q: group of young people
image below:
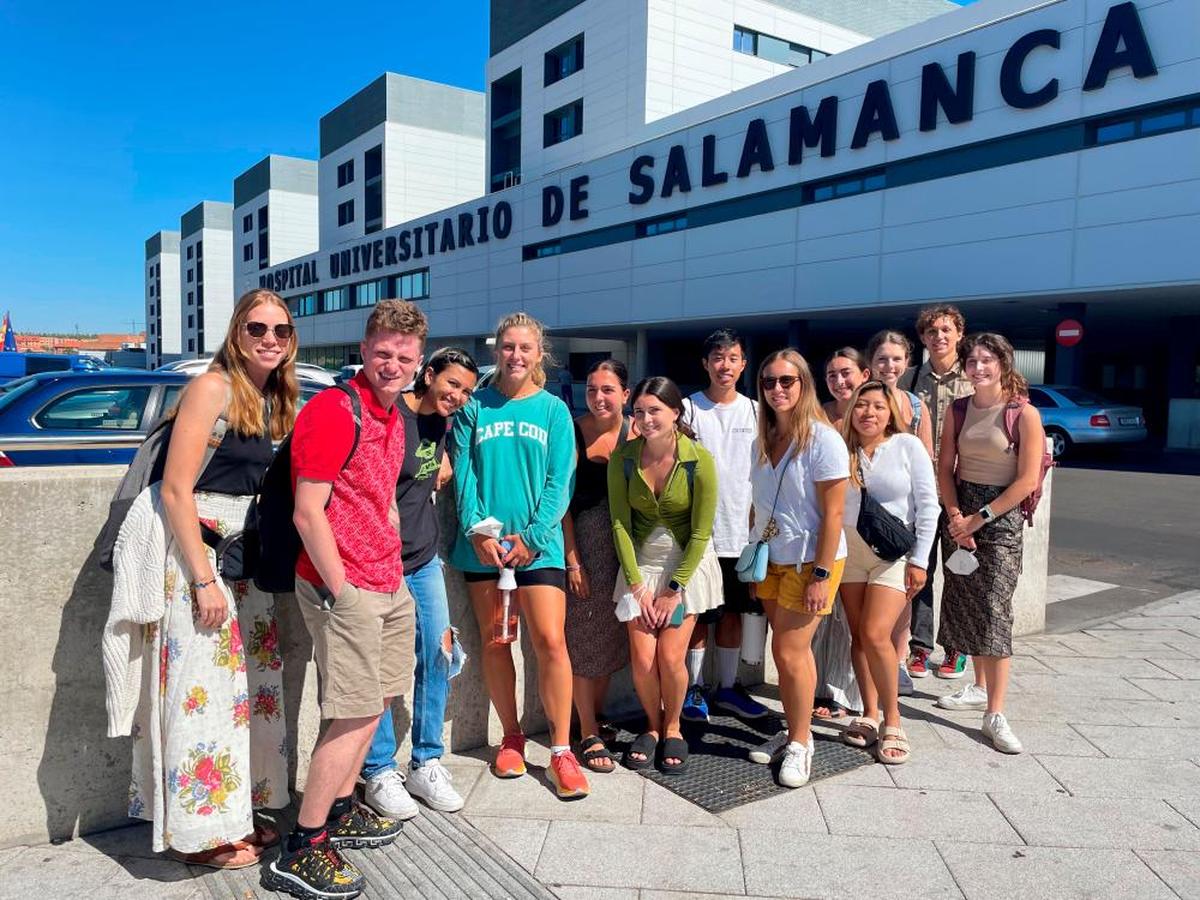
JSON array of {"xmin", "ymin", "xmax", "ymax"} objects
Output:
[{"xmin": 106, "ymin": 287, "xmax": 1045, "ymax": 900}]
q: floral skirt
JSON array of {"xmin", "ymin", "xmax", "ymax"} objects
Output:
[{"xmin": 129, "ymin": 491, "xmax": 288, "ymax": 853}]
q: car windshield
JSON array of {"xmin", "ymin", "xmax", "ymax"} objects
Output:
[
  {"xmin": 0, "ymin": 376, "xmax": 42, "ymax": 412},
  {"xmin": 1056, "ymin": 387, "xmax": 1110, "ymax": 407}
]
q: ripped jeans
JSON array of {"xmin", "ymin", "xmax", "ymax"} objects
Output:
[{"xmin": 363, "ymin": 555, "xmax": 465, "ymax": 776}]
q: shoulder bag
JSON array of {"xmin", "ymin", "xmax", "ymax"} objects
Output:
[{"xmin": 854, "ymin": 450, "xmax": 916, "ymax": 562}]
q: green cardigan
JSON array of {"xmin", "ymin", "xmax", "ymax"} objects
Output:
[{"xmin": 607, "ymin": 433, "xmax": 718, "ymax": 588}]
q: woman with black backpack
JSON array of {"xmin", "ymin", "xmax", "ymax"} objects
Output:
[
  {"xmin": 938, "ymin": 333, "xmax": 1046, "ymax": 755},
  {"xmin": 837, "ymin": 381, "xmax": 938, "ymax": 765},
  {"xmin": 127, "ymin": 289, "xmax": 298, "ymax": 867}
]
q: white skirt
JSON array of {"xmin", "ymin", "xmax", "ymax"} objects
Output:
[{"xmin": 611, "ymin": 526, "xmax": 724, "ymax": 616}]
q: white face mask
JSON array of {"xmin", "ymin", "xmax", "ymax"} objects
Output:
[{"xmin": 946, "ymin": 547, "xmax": 980, "ymax": 576}]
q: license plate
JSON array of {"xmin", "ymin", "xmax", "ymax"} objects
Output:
[{"xmin": 1119, "ymin": 417, "xmax": 1140, "ymax": 426}]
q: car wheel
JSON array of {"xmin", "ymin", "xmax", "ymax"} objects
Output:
[{"xmin": 1046, "ymin": 428, "xmax": 1070, "ymax": 459}]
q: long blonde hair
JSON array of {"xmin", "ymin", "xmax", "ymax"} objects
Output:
[
  {"xmin": 756, "ymin": 349, "xmax": 828, "ymax": 464},
  {"xmin": 840, "ymin": 381, "xmax": 908, "ymax": 487},
  {"xmin": 494, "ymin": 311, "xmax": 556, "ymax": 388},
  {"xmin": 211, "ymin": 289, "xmax": 299, "ymax": 439}
]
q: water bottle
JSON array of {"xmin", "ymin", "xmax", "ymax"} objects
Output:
[{"xmin": 492, "ymin": 540, "xmax": 519, "ymax": 644}]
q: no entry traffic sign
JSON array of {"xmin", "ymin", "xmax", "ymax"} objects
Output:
[{"xmin": 1056, "ymin": 319, "xmax": 1084, "ymax": 347}]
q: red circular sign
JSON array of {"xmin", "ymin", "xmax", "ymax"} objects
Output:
[{"xmin": 1056, "ymin": 319, "xmax": 1084, "ymax": 347}]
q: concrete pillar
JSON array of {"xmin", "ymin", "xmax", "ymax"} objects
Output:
[
  {"xmin": 1166, "ymin": 315, "xmax": 1200, "ymax": 449},
  {"xmin": 1051, "ymin": 302, "xmax": 1086, "ymax": 385},
  {"xmin": 633, "ymin": 328, "xmax": 648, "ymax": 383}
]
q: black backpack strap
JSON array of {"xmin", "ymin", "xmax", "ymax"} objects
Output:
[{"xmin": 333, "ymin": 382, "xmax": 362, "ymax": 471}]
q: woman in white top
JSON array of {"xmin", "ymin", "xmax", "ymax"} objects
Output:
[
  {"xmin": 746, "ymin": 350, "xmax": 849, "ymax": 788},
  {"xmin": 838, "ymin": 382, "xmax": 939, "ymax": 764}
]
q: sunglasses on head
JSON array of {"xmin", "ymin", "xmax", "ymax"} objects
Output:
[
  {"xmin": 244, "ymin": 322, "xmax": 294, "ymax": 340},
  {"xmin": 760, "ymin": 375, "xmax": 799, "ymax": 390}
]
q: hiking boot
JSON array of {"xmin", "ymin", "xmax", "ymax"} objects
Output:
[
  {"xmin": 327, "ymin": 799, "xmax": 402, "ymax": 850},
  {"xmin": 264, "ymin": 834, "xmax": 364, "ymax": 899}
]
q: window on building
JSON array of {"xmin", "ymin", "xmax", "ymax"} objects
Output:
[
  {"xmin": 394, "ymin": 268, "xmax": 430, "ymax": 300},
  {"xmin": 355, "ymin": 278, "xmax": 387, "ymax": 307},
  {"xmin": 258, "ymin": 233, "xmax": 268, "ymax": 269},
  {"xmin": 197, "ymin": 285, "xmax": 204, "ymax": 304},
  {"xmin": 148, "ymin": 265, "xmax": 155, "ymax": 278},
  {"xmin": 186, "ymin": 245, "xmax": 193, "ymax": 260},
  {"xmin": 490, "ymin": 68, "xmax": 522, "ymax": 192},
  {"xmin": 196, "ymin": 261, "xmax": 203, "ymax": 281},
  {"xmin": 243, "ymin": 243, "xmax": 254, "ymax": 262},
  {"xmin": 196, "ymin": 240, "xmax": 202, "ymax": 259},
  {"xmin": 149, "ymin": 323, "xmax": 155, "ymax": 336},
  {"xmin": 149, "ymin": 284, "xmax": 155, "ymax": 297},
  {"xmin": 544, "ymin": 99, "xmax": 583, "ymax": 148},
  {"xmin": 364, "ymin": 145, "xmax": 383, "ymax": 234},
  {"xmin": 733, "ymin": 25, "xmax": 826, "ymax": 67},
  {"xmin": 188, "ymin": 338, "xmax": 196, "ymax": 352},
  {"xmin": 338, "ymin": 200, "xmax": 354, "ymax": 226},
  {"xmin": 337, "ymin": 159, "xmax": 354, "ymax": 187},
  {"xmin": 187, "ymin": 268, "xmax": 194, "ymax": 283},
  {"xmin": 545, "ymin": 34, "xmax": 584, "ymax": 86},
  {"xmin": 638, "ymin": 214, "xmax": 688, "ymax": 238},
  {"xmin": 155, "ymin": 263, "xmax": 160, "ymax": 276},
  {"xmin": 321, "ymin": 286, "xmax": 349, "ymax": 312},
  {"xmin": 187, "ymin": 291, "xmax": 194, "ymax": 306},
  {"xmin": 291, "ymin": 293, "xmax": 317, "ymax": 317},
  {"xmin": 243, "ymin": 213, "xmax": 253, "ymax": 233},
  {"xmin": 257, "ymin": 205, "xmax": 268, "ymax": 230},
  {"xmin": 149, "ymin": 303, "xmax": 155, "ymax": 316},
  {"xmin": 188, "ymin": 314, "xmax": 195, "ymax": 328},
  {"xmin": 523, "ymin": 241, "xmax": 562, "ymax": 260}
]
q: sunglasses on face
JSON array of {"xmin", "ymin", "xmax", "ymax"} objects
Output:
[
  {"xmin": 760, "ymin": 375, "xmax": 799, "ymax": 390},
  {"xmin": 244, "ymin": 322, "xmax": 294, "ymax": 340}
]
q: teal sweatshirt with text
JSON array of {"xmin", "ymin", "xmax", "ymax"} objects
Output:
[{"xmin": 448, "ymin": 386, "xmax": 576, "ymax": 573}]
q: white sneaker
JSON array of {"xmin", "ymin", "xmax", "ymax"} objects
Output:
[
  {"xmin": 364, "ymin": 769, "xmax": 419, "ymax": 820},
  {"xmin": 898, "ymin": 664, "xmax": 914, "ymax": 697},
  {"xmin": 936, "ymin": 683, "xmax": 988, "ymax": 711},
  {"xmin": 749, "ymin": 731, "xmax": 788, "ymax": 765},
  {"xmin": 778, "ymin": 739, "xmax": 813, "ymax": 788},
  {"xmin": 982, "ymin": 712, "xmax": 1023, "ymax": 754},
  {"xmin": 406, "ymin": 760, "xmax": 465, "ymax": 813}
]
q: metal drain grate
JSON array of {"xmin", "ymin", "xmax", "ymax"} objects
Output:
[
  {"xmin": 196, "ymin": 808, "xmax": 557, "ymax": 899},
  {"xmin": 611, "ymin": 712, "xmax": 875, "ymax": 813}
]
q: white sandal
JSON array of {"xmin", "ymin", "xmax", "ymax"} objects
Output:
[
  {"xmin": 876, "ymin": 725, "xmax": 910, "ymax": 765},
  {"xmin": 843, "ymin": 716, "xmax": 879, "ymax": 749}
]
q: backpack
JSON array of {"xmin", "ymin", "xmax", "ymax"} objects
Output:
[
  {"xmin": 94, "ymin": 405, "xmax": 228, "ymax": 572},
  {"xmin": 253, "ymin": 383, "xmax": 361, "ymax": 593},
  {"xmin": 950, "ymin": 396, "xmax": 1053, "ymax": 527}
]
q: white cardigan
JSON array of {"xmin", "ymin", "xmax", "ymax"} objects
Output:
[
  {"xmin": 102, "ymin": 483, "xmax": 169, "ymax": 737},
  {"xmin": 843, "ymin": 433, "xmax": 940, "ymax": 566}
]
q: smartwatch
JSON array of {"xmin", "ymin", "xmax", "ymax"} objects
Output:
[
  {"xmin": 668, "ymin": 579, "xmax": 683, "ymax": 594},
  {"xmin": 811, "ymin": 565, "xmax": 831, "ymax": 581},
  {"xmin": 979, "ymin": 504, "xmax": 995, "ymax": 523}
]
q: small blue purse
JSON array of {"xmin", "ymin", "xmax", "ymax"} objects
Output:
[{"xmin": 735, "ymin": 453, "xmax": 792, "ymax": 584}]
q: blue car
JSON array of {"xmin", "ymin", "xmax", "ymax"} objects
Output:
[
  {"xmin": 0, "ymin": 371, "xmax": 321, "ymax": 467},
  {"xmin": 1027, "ymin": 384, "xmax": 1148, "ymax": 459}
]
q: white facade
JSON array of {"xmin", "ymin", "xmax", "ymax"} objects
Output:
[
  {"xmin": 233, "ymin": 155, "xmax": 319, "ymax": 297},
  {"xmin": 179, "ymin": 201, "xmax": 234, "ymax": 359},
  {"xmin": 144, "ymin": 231, "xmax": 180, "ymax": 368}
]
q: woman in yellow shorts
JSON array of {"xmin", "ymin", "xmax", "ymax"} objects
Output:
[{"xmin": 746, "ymin": 349, "xmax": 849, "ymax": 787}]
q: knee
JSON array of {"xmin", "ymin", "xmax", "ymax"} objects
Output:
[
  {"xmin": 861, "ymin": 621, "xmax": 894, "ymax": 654},
  {"xmin": 532, "ymin": 631, "xmax": 570, "ymax": 668},
  {"xmin": 656, "ymin": 643, "xmax": 685, "ymax": 674},
  {"xmin": 630, "ymin": 645, "xmax": 657, "ymax": 680}
]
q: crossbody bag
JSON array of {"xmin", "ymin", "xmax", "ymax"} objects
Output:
[{"xmin": 735, "ymin": 452, "xmax": 793, "ymax": 583}]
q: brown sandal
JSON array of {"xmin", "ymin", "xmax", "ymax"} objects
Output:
[
  {"xmin": 876, "ymin": 726, "xmax": 910, "ymax": 765},
  {"xmin": 175, "ymin": 843, "xmax": 261, "ymax": 870}
]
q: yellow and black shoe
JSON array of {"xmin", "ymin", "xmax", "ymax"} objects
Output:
[
  {"xmin": 263, "ymin": 834, "xmax": 364, "ymax": 899},
  {"xmin": 327, "ymin": 798, "xmax": 402, "ymax": 850}
]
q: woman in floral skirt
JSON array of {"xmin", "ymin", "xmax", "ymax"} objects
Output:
[{"xmin": 127, "ymin": 289, "xmax": 298, "ymax": 867}]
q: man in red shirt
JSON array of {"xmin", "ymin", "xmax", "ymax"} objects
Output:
[{"xmin": 266, "ymin": 300, "xmax": 426, "ymax": 900}]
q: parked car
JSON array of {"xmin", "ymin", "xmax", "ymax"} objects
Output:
[
  {"xmin": 0, "ymin": 371, "xmax": 323, "ymax": 466},
  {"xmin": 336, "ymin": 364, "xmax": 362, "ymax": 383},
  {"xmin": 0, "ymin": 351, "xmax": 110, "ymax": 386},
  {"xmin": 1027, "ymin": 384, "xmax": 1148, "ymax": 458},
  {"xmin": 158, "ymin": 357, "xmax": 338, "ymax": 386}
]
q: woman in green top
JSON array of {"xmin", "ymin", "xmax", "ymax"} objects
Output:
[
  {"xmin": 449, "ymin": 312, "xmax": 588, "ymax": 800},
  {"xmin": 609, "ymin": 376, "xmax": 723, "ymax": 774}
]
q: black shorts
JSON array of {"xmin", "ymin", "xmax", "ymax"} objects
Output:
[
  {"xmin": 697, "ymin": 556, "xmax": 759, "ymax": 624},
  {"xmin": 463, "ymin": 568, "xmax": 566, "ymax": 590}
]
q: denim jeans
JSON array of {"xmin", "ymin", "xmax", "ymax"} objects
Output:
[{"xmin": 362, "ymin": 556, "xmax": 465, "ymax": 778}]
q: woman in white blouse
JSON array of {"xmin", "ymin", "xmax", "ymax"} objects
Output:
[{"xmin": 838, "ymin": 381, "xmax": 939, "ymax": 764}]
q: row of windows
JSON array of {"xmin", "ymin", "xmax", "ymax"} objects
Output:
[
  {"xmin": 519, "ymin": 93, "xmax": 1200, "ymax": 263},
  {"xmin": 243, "ymin": 207, "xmax": 268, "ymax": 233},
  {"xmin": 185, "ymin": 240, "xmax": 203, "ymax": 260},
  {"xmin": 289, "ymin": 268, "xmax": 430, "ymax": 317},
  {"xmin": 545, "ymin": 34, "xmax": 584, "ymax": 87},
  {"xmin": 544, "ymin": 99, "xmax": 583, "ymax": 148},
  {"xmin": 298, "ymin": 344, "xmax": 361, "ymax": 370},
  {"xmin": 733, "ymin": 25, "xmax": 829, "ymax": 68}
]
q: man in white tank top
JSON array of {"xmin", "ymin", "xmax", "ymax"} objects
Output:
[{"xmin": 680, "ymin": 329, "xmax": 769, "ymax": 722}]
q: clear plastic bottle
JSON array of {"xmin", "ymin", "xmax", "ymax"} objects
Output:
[{"xmin": 492, "ymin": 539, "xmax": 519, "ymax": 644}]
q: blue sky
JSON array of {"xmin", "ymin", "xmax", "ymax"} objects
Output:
[{"xmin": 0, "ymin": 0, "xmax": 973, "ymax": 334}]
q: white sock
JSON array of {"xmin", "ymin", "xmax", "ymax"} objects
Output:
[
  {"xmin": 550, "ymin": 745, "xmax": 570, "ymax": 756},
  {"xmin": 686, "ymin": 648, "xmax": 706, "ymax": 687},
  {"xmin": 717, "ymin": 646, "xmax": 740, "ymax": 690}
]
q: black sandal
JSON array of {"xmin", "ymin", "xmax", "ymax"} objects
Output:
[
  {"xmin": 580, "ymin": 735, "xmax": 615, "ymax": 773},
  {"xmin": 624, "ymin": 732, "xmax": 657, "ymax": 770},
  {"xmin": 658, "ymin": 736, "xmax": 689, "ymax": 775}
]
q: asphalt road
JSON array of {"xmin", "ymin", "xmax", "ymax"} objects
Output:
[{"xmin": 1046, "ymin": 465, "xmax": 1200, "ymax": 631}]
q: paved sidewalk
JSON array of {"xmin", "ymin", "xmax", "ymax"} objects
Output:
[{"xmin": 5, "ymin": 591, "xmax": 1200, "ymax": 899}]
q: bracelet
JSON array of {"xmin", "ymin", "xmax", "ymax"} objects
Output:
[
  {"xmin": 191, "ymin": 577, "xmax": 217, "ymax": 591},
  {"xmin": 566, "ymin": 565, "xmax": 582, "ymax": 572}
]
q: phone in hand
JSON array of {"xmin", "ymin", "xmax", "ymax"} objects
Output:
[{"xmin": 668, "ymin": 599, "xmax": 686, "ymax": 628}]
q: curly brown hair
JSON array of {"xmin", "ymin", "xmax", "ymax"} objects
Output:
[
  {"xmin": 962, "ymin": 332, "xmax": 1028, "ymax": 400},
  {"xmin": 366, "ymin": 299, "xmax": 428, "ymax": 341},
  {"xmin": 915, "ymin": 304, "xmax": 966, "ymax": 338}
]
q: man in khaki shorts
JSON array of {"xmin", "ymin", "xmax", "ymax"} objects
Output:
[{"xmin": 265, "ymin": 301, "xmax": 427, "ymax": 900}]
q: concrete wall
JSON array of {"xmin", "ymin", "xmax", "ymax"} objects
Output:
[{"xmin": 0, "ymin": 461, "xmax": 1051, "ymax": 848}]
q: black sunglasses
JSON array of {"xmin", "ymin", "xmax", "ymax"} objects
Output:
[
  {"xmin": 760, "ymin": 375, "xmax": 800, "ymax": 390},
  {"xmin": 244, "ymin": 322, "xmax": 294, "ymax": 340}
]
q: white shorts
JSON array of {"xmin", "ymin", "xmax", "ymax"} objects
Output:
[{"xmin": 843, "ymin": 527, "xmax": 908, "ymax": 593}]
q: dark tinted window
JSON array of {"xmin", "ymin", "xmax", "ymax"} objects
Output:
[
  {"xmin": 25, "ymin": 356, "xmax": 72, "ymax": 375},
  {"xmin": 1027, "ymin": 388, "xmax": 1056, "ymax": 408},
  {"xmin": 1056, "ymin": 387, "xmax": 1108, "ymax": 407},
  {"xmin": 35, "ymin": 385, "xmax": 152, "ymax": 431}
]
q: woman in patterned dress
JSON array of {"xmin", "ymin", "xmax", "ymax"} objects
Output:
[
  {"xmin": 129, "ymin": 289, "xmax": 297, "ymax": 867},
  {"xmin": 938, "ymin": 333, "xmax": 1045, "ymax": 755}
]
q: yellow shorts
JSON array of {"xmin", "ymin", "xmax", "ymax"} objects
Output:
[{"xmin": 757, "ymin": 559, "xmax": 846, "ymax": 615}]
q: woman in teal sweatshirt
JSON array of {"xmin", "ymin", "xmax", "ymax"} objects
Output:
[
  {"xmin": 449, "ymin": 312, "xmax": 587, "ymax": 799},
  {"xmin": 609, "ymin": 376, "xmax": 723, "ymax": 775}
]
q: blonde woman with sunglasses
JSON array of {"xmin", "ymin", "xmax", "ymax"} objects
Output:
[{"xmin": 746, "ymin": 350, "xmax": 849, "ymax": 787}]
